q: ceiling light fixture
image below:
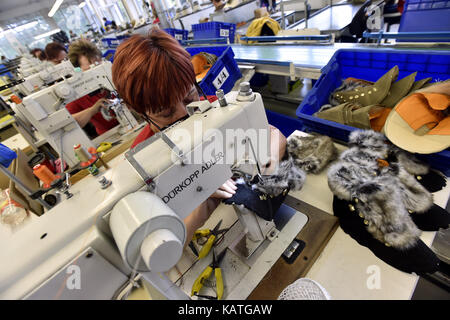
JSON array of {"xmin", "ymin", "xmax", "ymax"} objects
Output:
[
  {"xmin": 48, "ymin": 0, "xmax": 64, "ymax": 17},
  {"xmin": 13, "ymin": 21, "xmax": 38, "ymax": 32},
  {"xmin": 34, "ymin": 28, "xmax": 61, "ymax": 40},
  {"xmin": 79, "ymin": 1, "xmax": 86, "ymax": 8}
]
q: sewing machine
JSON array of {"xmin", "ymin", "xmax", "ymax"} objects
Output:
[
  {"xmin": 12, "ymin": 61, "xmax": 139, "ymax": 167},
  {"xmin": 15, "ymin": 60, "xmax": 75, "ymax": 96},
  {"xmin": 0, "ymin": 85, "xmax": 308, "ymax": 300},
  {"xmin": 17, "ymin": 56, "xmax": 53, "ymax": 78}
]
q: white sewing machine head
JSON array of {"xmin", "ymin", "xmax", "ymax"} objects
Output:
[
  {"xmin": 0, "ymin": 87, "xmax": 284, "ymax": 300},
  {"xmin": 15, "ymin": 60, "xmax": 76, "ymax": 96},
  {"xmin": 13, "ymin": 61, "xmax": 138, "ymax": 167}
]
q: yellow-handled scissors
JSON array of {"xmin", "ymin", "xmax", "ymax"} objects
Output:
[
  {"xmin": 193, "ymin": 220, "xmax": 227, "ymax": 259},
  {"xmin": 191, "ymin": 249, "xmax": 227, "ymax": 300},
  {"xmin": 96, "ymin": 140, "xmax": 122, "ymax": 153}
]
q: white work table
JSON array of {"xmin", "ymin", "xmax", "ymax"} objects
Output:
[
  {"xmin": 1, "ymin": 128, "xmax": 448, "ymax": 300},
  {"xmin": 287, "ymin": 130, "xmax": 450, "ymax": 300}
]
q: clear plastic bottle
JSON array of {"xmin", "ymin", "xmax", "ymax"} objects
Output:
[{"xmin": 0, "ymin": 189, "xmax": 28, "ymax": 226}]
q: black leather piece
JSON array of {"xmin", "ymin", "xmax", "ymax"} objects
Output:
[
  {"xmin": 333, "ymin": 196, "xmax": 440, "ymax": 274},
  {"xmin": 415, "ymin": 170, "xmax": 447, "ymax": 193},
  {"xmin": 223, "ymin": 183, "xmax": 288, "ymax": 221},
  {"xmin": 410, "ymin": 204, "xmax": 450, "ymax": 232}
]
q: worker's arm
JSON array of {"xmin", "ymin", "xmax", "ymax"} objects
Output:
[
  {"xmin": 183, "ymin": 179, "xmax": 237, "ymax": 247},
  {"xmin": 71, "ymin": 98, "xmax": 107, "ymax": 128}
]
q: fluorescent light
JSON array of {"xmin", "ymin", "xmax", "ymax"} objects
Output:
[
  {"xmin": 13, "ymin": 21, "xmax": 38, "ymax": 32},
  {"xmin": 48, "ymin": 0, "xmax": 64, "ymax": 17},
  {"xmin": 34, "ymin": 28, "xmax": 61, "ymax": 40},
  {"xmin": 79, "ymin": 1, "xmax": 86, "ymax": 8}
]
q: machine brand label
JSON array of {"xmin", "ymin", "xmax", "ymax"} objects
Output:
[
  {"xmin": 72, "ymin": 77, "xmax": 96, "ymax": 90},
  {"xmin": 212, "ymin": 67, "xmax": 229, "ymax": 89},
  {"xmin": 161, "ymin": 152, "xmax": 224, "ymax": 204}
]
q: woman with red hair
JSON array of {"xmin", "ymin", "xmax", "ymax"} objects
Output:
[{"xmin": 112, "ymin": 28, "xmax": 286, "ymax": 244}]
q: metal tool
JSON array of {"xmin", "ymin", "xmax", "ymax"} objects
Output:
[
  {"xmin": 191, "ymin": 248, "xmax": 227, "ymax": 300},
  {"xmin": 193, "ymin": 219, "xmax": 228, "ymax": 259}
]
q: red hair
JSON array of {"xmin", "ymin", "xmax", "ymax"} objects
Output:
[{"xmin": 111, "ymin": 28, "xmax": 196, "ymax": 115}]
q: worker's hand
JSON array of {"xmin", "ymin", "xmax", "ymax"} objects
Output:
[
  {"xmin": 184, "ymin": 179, "xmax": 237, "ymax": 242},
  {"xmin": 210, "ymin": 179, "xmax": 237, "ymax": 199},
  {"xmin": 91, "ymin": 98, "xmax": 108, "ymax": 113}
]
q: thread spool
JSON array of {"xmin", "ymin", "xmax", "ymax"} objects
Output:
[
  {"xmin": 33, "ymin": 164, "xmax": 58, "ymax": 188},
  {"xmin": 74, "ymin": 144, "xmax": 90, "ymax": 162}
]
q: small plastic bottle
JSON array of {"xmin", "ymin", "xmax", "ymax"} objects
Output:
[{"xmin": 0, "ymin": 189, "xmax": 28, "ymax": 226}]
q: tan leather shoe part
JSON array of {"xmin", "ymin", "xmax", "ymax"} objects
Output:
[
  {"xmin": 381, "ymin": 72, "xmax": 417, "ymax": 108},
  {"xmin": 332, "ymin": 66, "xmax": 399, "ymax": 107}
]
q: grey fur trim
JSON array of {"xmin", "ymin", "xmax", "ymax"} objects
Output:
[
  {"xmin": 288, "ymin": 134, "xmax": 338, "ymax": 174},
  {"xmin": 349, "ymin": 130, "xmax": 430, "ymax": 176},
  {"xmin": 394, "ymin": 150, "xmax": 429, "ymax": 176},
  {"xmin": 355, "ymin": 182, "xmax": 421, "ymax": 249},
  {"xmin": 254, "ymin": 155, "xmax": 306, "ymax": 195},
  {"xmin": 348, "ymin": 130, "xmax": 388, "ymax": 152},
  {"xmin": 327, "ymin": 131, "xmax": 434, "ymax": 249},
  {"xmin": 396, "ymin": 166, "xmax": 433, "ymax": 213}
]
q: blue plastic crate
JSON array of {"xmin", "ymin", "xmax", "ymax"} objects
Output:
[
  {"xmin": 101, "ymin": 37, "xmax": 121, "ymax": 48},
  {"xmin": 296, "ymin": 48, "xmax": 450, "ymax": 175},
  {"xmin": 399, "ymin": 0, "xmax": 450, "ymax": 42},
  {"xmin": 185, "ymin": 46, "xmax": 242, "ymax": 95},
  {"xmin": 266, "ymin": 110, "xmax": 304, "ymax": 138},
  {"xmin": 192, "ymin": 22, "xmax": 236, "ymax": 44},
  {"xmin": 102, "ymin": 49, "xmax": 116, "ymax": 62},
  {"xmin": 164, "ymin": 28, "xmax": 188, "ymax": 42}
]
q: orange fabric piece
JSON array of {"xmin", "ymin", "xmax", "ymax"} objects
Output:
[
  {"xmin": 395, "ymin": 93, "xmax": 447, "ymax": 133},
  {"xmin": 429, "ymin": 116, "xmax": 450, "ymax": 135},
  {"xmin": 377, "ymin": 159, "xmax": 390, "ymax": 167},
  {"xmin": 422, "ymin": 93, "xmax": 450, "ymax": 110},
  {"xmin": 370, "ymin": 107, "xmax": 391, "ymax": 132}
]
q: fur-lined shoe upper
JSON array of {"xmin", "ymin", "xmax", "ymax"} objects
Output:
[{"xmin": 328, "ymin": 130, "xmax": 434, "ymax": 249}]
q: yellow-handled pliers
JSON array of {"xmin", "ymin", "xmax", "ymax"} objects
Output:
[
  {"xmin": 193, "ymin": 219, "xmax": 227, "ymax": 259},
  {"xmin": 191, "ymin": 248, "xmax": 227, "ymax": 300}
]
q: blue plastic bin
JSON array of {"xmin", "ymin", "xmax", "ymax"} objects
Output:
[
  {"xmin": 192, "ymin": 22, "xmax": 236, "ymax": 44},
  {"xmin": 102, "ymin": 49, "xmax": 116, "ymax": 62},
  {"xmin": 185, "ymin": 46, "xmax": 242, "ymax": 95},
  {"xmin": 399, "ymin": 0, "xmax": 450, "ymax": 42},
  {"xmin": 297, "ymin": 48, "xmax": 450, "ymax": 175},
  {"xmin": 164, "ymin": 28, "xmax": 188, "ymax": 42},
  {"xmin": 101, "ymin": 37, "xmax": 121, "ymax": 48}
]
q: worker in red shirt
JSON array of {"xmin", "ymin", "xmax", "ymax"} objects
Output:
[
  {"xmin": 111, "ymin": 29, "xmax": 287, "ymax": 247},
  {"xmin": 66, "ymin": 39, "xmax": 118, "ymax": 136}
]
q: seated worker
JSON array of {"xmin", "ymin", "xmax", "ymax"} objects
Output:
[
  {"xmin": 111, "ymin": 28, "xmax": 287, "ymax": 245},
  {"xmin": 45, "ymin": 42, "xmax": 67, "ymax": 65},
  {"xmin": 103, "ymin": 17, "xmax": 113, "ymax": 31},
  {"xmin": 66, "ymin": 39, "xmax": 118, "ymax": 136},
  {"xmin": 30, "ymin": 48, "xmax": 47, "ymax": 61}
]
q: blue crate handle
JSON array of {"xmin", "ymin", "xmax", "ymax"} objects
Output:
[
  {"xmin": 181, "ymin": 38, "xmax": 229, "ymax": 45},
  {"xmin": 363, "ymin": 31, "xmax": 450, "ymax": 44},
  {"xmin": 0, "ymin": 143, "xmax": 17, "ymax": 168},
  {"xmin": 240, "ymin": 35, "xmax": 332, "ymax": 42}
]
